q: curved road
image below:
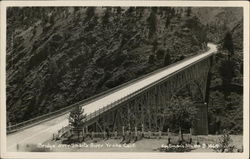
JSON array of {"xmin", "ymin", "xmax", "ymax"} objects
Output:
[{"xmin": 7, "ymin": 43, "xmax": 217, "ymax": 151}]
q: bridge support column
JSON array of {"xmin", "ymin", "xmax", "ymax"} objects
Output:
[
  {"xmin": 193, "ymin": 103, "xmax": 208, "ymax": 135},
  {"xmin": 193, "ymin": 56, "xmax": 213, "ymax": 135}
]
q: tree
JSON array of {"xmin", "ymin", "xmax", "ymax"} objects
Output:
[
  {"xmin": 47, "ymin": 57, "xmax": 59, "ymax": 89},
  {"xmin": 209, "ymin": 90, "xmax": 243, "ymax": 135},
  {"xmin": 240, "ymin": 62, "xmax": 243, "ymax": 75},
  {"xmin": 116, "ymin": 7, "xmax": 122, "ymax": 15},
  {"xmin": 164, "ymin": 51, "xmax": 171, "ymax": 66},
  {"xmin": 136, "ymin": 7, "xmax": 145, "ymax": 18},
  {"xmin": 148, "ymin": 54, "xmax": 155, "ymax": 64},
  {"xmin": 223, "ymin": 32, "xmax": 234, "ymax": 59},
  {"xmin": 186, "ymin": 7, "xmax": 192, "ymax": 17},
  {"xmin": 69, "ymin": 106, "xmax": 86, "ymax": 141},
  {"xmin": 164, "ymin": 96, "xmax": 198, "ymax": 141},
  {"xmin": 125, "ymin": 7, "xmax": 135, "ymax": 16},
  {"xmin": 156, "ymin": 49, "xmax": 165, "ymax": 60},
  {"xmin": 73, "ymin": 7, "xmax": 80, "ymax": 14},
  {"xmin": 225, "ymin": 93, "xmax": 243, "ymax": 134},
  {"xmin": 85, "ymin": 7, "xmax": 96, "ymax": 22},
  {"xmin": 151, "ymin": 7, "xmax": 158, "ymax": 14},
  {"xmin": 147, "ymin": 10, "xmax": 157, "ymax": 39},
  {"xmin": 171, "ymin": 8, "xmax": 175, "ymax": 16},
  {"xmin": 85, "ymin": 15, "xmax": 98, "ymax": 32},
  {"xmin": 165, "ymin": 17, "xmax": 171, "ymax": 28},
  {"xmin": 49, "ymin": 14, "xmax": 55, "ymax": 25},
  {"xmin": 208, "ymin": 91, "xmax": 225, "ymax": 134},
  {"xmin": 219, "ymin": 60, "xmax": 236, "ymax": 96},
  {"xmin": 217, "ymin": 129, "xmax": 233, "ymax": 152},
  {"xmin": 102, "ymin": 8, "xmax": 111, "ymax": 26},
  {"xmin": 152, "ymin": 39, "xmax": 158, "ymax": 54}
]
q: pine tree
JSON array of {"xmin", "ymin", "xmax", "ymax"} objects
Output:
[
  {"xmin": 156, "ymin": 49, "xmax": 165, "ymax": 60},
  {"xmin": 73, "ymin": 7, "xmax": 80, "ymax": 14},
  {"xmin": 102, "ymin": 8, "xmax": 111, "ymax": 27},
  {"xmin": 223, "ymin": 32, "xmax": 234, "ymax": 60},
  {"xmin": 69, "ymin": 106, "xmax": 86, "ymax": 141},
  {"xmin": 85, "ymin": 7, "xmax": 96, "ymax": 22},
  {"xmin": 147, "ymin": 10, "xmax": 157, "ymax": 39},
  {"xmin": 186, "ymin": 7, "xmax": 192, "ymax": 17},
  {"xmin": 125, "ymin": 7, "xmax": 135, "ymax": 16},
  {"xmin": 219, "ymin": 60, "xmax": 236, "ymax": 97},
  {"xmin": 171, "ymin": 8, "xmax": 175, "ymax": 16},
  {"xmin": 47, "ymin": 57, "xmax": 59, "ymax": 89},
  {"xmin": 148, "ymin": 54, "xmax": 155, "ymax": 64},
  {"xmin": 151, "ymin": 7, "xmax": 158, "ymax": 14},
  {"xmin": 116, "ymin": 7, "xmax": 122, "ymax": 15},
  {"xmin": 218, "ymin": 129, "xmax": 232, "ymax": 152},
  {"xmin": 165, "ymin": 17, "xmax": 171, "ymax": 28},
  {"xmin": 48, "ymin": 57, "xmax": 58, "ymax": 76},
  {"xmin": 152, "ymin": 39, "xmax": 158, "ymax": 54},
  {"xmin": 164, "ymin": 51, "xmax": 171, "ymax": 66},
  {"xmin": 49, "ymin": 15, "xmax": 55, "ymax": 25}
]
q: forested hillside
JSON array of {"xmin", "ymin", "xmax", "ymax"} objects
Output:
[
  {"xmin": 194, "ymin": 8, "xmax": 243, "ymax": 134},
  {"xmin": 6, "ymin": 7, "xmax": 208, "ymax": 125}
]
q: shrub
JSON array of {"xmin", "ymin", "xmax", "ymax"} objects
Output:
[{"xmin": 214, "ymin": 129, "xmax": 235, "ymax": 152}]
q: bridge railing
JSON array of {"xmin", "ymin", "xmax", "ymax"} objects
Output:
[
  {"xmin": 7, "ymin": 100, "xmax": 83, "ymax": 133},
  {"xmin": 80, "ymin": 50, "xmax": 213, "ymax": 122},
  {"xmin": 83, "ymin": 86, "xmax": 147, "ymax": 122},
  {"xmin": 6, "ymin": 60, "xmax": 170, "ymax": 134},
  {"xmin": 7, "ymin": 46, "xmax": 215, "ymax": 134},
  {"xmin": 52, "ymin": 51, "xmax": 215, "ymax": 136},
  {"xmin": 7, "ymin": 79, "xmax": 144, "ymax": 133},
  {"xmin": 7, "ymin": 85, "xmax": 145, "ymax": 134}
]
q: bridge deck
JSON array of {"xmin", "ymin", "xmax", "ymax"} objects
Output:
[{"xmin": 6, "ymin": 43, "xmax": 217, "ymax": 151}]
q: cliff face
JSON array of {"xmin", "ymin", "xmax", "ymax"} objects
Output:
[{"xmin": 6, "ymin": 7, "xmax": 207, "ymax": 124}]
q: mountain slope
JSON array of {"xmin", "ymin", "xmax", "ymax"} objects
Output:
[{"xmin": 6, "ymin": 7, "xmax": 208, "ymax": 124}]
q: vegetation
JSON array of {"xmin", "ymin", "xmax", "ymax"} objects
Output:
[
  {"xmin": 165, "ymin": 96, "xmax": 197, "ymax": 141},
  {"xmin": 213, "ymin": 129, "xmax": 238, "ymax": 152},
  {"xmin": 186, "ymin": 7, "xmax": 191, "ymax": 17},
  {"xmin": 6, "ymin": 7, "xmax": 243, "ymax": 137},
  {"xmin": 69, "ymin": 106, "xmax": 86, "ymax": 141},
  {"xmin": 164, "ymin": 51, "xmax": 171, "ymax": 66},
  {"xmin": 202, "ymin": 9, "xmax": 243, "ymax": 134},
  {"xmin": 6, "ymin": 7, "xmax": 208, "ymax": 125},
  {"xmin": 147, "ymin": 9, "xmax": 157, "ymax": 39},
  {"xmin": 85, "ymin": 7, "xmax": 96, "ymax": 22},
  {"xmin": 223, "ymin": 32, "xmax": 235, "ymax": 59}
]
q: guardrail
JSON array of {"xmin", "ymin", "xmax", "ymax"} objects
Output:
[
  {"xmin": 83, "ymin": 86, "xmax": 146, "ymax": 123},
  {"xmin": 80, "ymin": 53, "xmax": 215, "ymax": 124},
  {"xmin": 7, "ymin": 46, "xmax": 216, "ymax": 134}
]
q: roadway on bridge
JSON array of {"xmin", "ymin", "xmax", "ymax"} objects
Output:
[{"xmin": 6, "ymin": 43, "xmax": 217, "ymax": 151}]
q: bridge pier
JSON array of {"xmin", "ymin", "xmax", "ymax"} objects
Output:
[{"xmin": 193, "ymin": 103, "xmax": 208, "ymax": 135}]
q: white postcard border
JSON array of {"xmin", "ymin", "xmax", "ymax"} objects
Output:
[{"xmin": 0, "ymin": 1, "xmax": 249, "ymax": 159}]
